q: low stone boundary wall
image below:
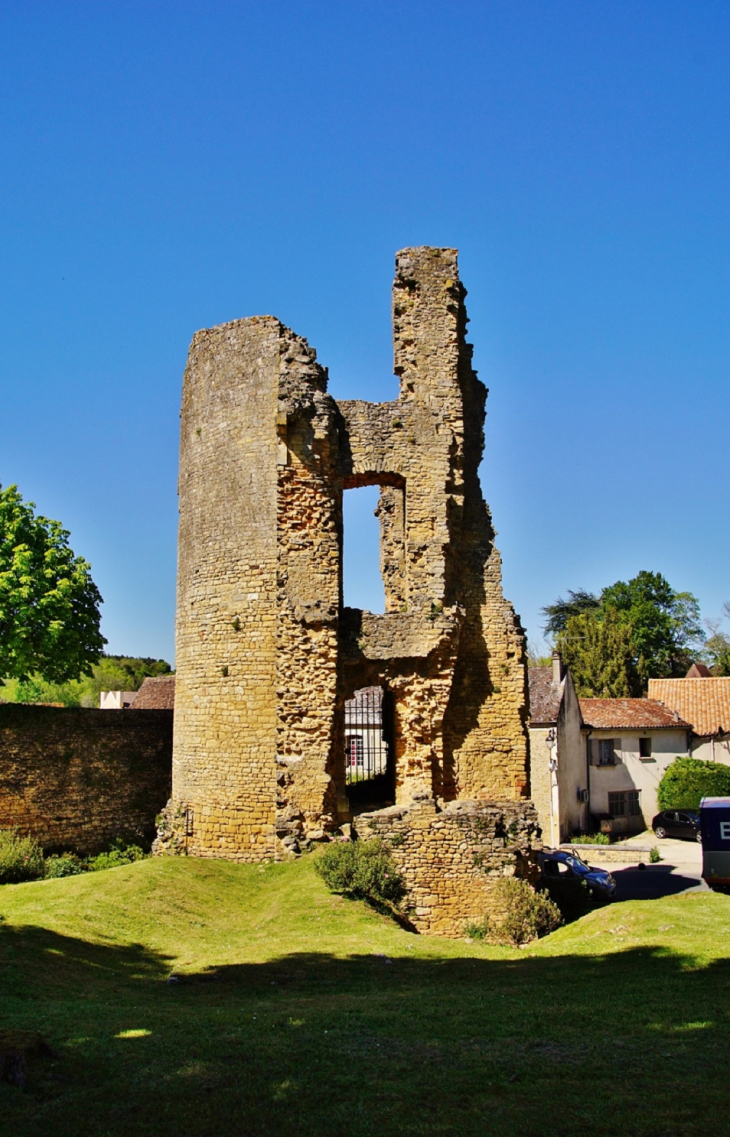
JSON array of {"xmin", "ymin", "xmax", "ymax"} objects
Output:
[
  {"xmin": 0, "ymin": 704, "xmax": 173, "ymax": 854},
  {"xmin": 353, "ymin": 797, "xmax": 540, "ymax": 937},
  {"xmin": 558, "ymin": 842, "xmax": 653, "ymax": 864}
]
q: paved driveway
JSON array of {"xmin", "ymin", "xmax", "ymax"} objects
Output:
[{"xmin": 608, "ymin": 834, "xmax": 706, "ymax": 902}]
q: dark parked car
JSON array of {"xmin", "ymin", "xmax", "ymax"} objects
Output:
[
  {"xmin": 652, "ymin": 810, "xmax": 702, "ymax": 842},
  {"xmin": 538, "ymin": 849, "xmax": 616, "ymax": 900}
]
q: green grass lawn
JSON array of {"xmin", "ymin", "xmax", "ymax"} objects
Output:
[{"xmin": 1, "ymin": 856, "xmax": 730, "ymax": 1137}]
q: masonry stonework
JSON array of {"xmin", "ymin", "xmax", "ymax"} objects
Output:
[
  {"xmin": 0, "ymin": 705, "xmax": 172, "ymax": 854},
  {"xmin": 354, "ymin": 798, "xmax": 540, "ymax": 937},
  {"xmin": 166, "ymin": 247, "xmax": 533, "ymax": 915}
]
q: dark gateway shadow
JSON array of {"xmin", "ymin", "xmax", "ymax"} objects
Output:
[{"xmin": 2, "ymin": 914, "xmax": 730, "ymax": 1137}]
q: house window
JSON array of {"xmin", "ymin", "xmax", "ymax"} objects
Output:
[
  {"xmin": 639, "ymin": 737, "xmax": 652, "ymax": 758},
  {"xmin": 608, "ymin": 790, "xmax": 641, "ymax": 817},
  {"xmin": 597, "ymin": 739, "xmax": 616, "ymax": 766},
  {"xmin": 346, "ymin": 736, "xmax": 364, "ymax": 768}
]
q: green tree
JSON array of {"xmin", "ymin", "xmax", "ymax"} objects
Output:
[
  {"xmin": 557, "ymin": 606, "xmax": 637, "ymax": 697},
  {"xmin": 703, "ymin": 603, "xmax": 730, "ymax": 676},
  {"xmin": 541, "ymin": 589, "xmax": 600, "ymax": 638},
  {"xmin": 657, "ymin": 756, "xmax": 730, "ymax": 811},
  {"xmin": 0, "ymin": 484, "xmax": 105, "ymax": 683},
  {"xmin": 600, "ymin": 571, "xmax": 703, "ymax": 684},
  {"xmin": 545, "ymin": 571, "xmax": 704, "ymax": 695}
]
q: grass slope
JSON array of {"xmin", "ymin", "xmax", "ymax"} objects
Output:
[{"xmin": 1, "ymin": 856, "xmax": 730, "ymax": 1137}]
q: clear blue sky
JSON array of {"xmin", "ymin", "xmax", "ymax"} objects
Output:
[{"xmin": 2, "ymin": 1, "xmax": 729, "ymax": 664}]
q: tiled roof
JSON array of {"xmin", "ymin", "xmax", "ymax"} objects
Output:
[
  {"xmin": 131, "ymin": 675, "xmax": 176, "ymax": 710},
  {"xmin": 647, "ymin": 678, "xmax": 730, "ymax": 736},
  {"xmin": 579, "ymin": 697, "xmax": 690, "ymax": 730},
  {"xmin": 528, "ymin": 667, "xmax": 563, "ymax": 723}
]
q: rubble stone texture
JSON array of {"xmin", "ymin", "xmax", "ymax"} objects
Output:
[{"xmin": 169, "ymin": 247, "xmax": 531, "ymax": 870}]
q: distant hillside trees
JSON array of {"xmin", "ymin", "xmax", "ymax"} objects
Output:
[{"xmin": 1, "ymin": 655, "xmax": 172, "ymax": 707}]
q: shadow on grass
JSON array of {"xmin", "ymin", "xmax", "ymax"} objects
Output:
[{"xmin": 2, "ymin": 920, "xmax": 730, "ymax": 1136}]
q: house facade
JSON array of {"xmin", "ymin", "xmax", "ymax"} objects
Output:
[
  {"xmin": 579, "ymin": 698, "xmax": 690, "ymax": 832},
  {"xmin": 528, "ymin": 657, "xmax": 585, "ymax": 844}
]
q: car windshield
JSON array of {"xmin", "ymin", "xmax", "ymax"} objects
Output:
[{"xmin": 566, "ymin": 855, "xmax": 592, "ymax": 874}]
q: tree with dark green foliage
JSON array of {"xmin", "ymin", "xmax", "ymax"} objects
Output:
[
  {"xmin": 0, "ymin": 484, "xmax": 105, "ymax": 684},
  {"xmin": 657, "ymin": 756, "xmax": 730, "ymax": 812},
  {"xmin": 600, "ymin": 571, "xmax": 703, "ymax": 684},
  {"xmin": 557, "ymin": 607, "xmax": 637, "ymax": 697},
  {"xmin": 545, "ymin": 570, "xmax": 704, "ymax": 696},
  {"xmin": 541, "ymin": 589, "xmax": 600, "ymax": 638}
]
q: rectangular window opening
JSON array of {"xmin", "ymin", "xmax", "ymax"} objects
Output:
[{"xmin": 343, "ymin": 485, "xmax": 386, "ymax": 613}]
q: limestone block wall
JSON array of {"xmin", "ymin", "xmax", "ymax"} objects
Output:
[
  {"xmin": 0, "ymin": 705, "xmax": 172, "ymax": 854},
  {"xmin": 174, "ymin": 318, "xmax": 281, "ymax": 861},
  {"xmin": 354, "ymin": 797, "xmax": 540, "ymax": 937}
]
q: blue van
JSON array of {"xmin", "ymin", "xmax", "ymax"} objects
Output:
[{"xmin": 699, "ymin": 797, "xmax": 730, "ymax": 891}]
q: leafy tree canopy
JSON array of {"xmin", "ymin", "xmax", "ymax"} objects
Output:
[
  {"xmin": 657, "ymin": 756, "xmax": 730, "ymax": 812},
  {"xmin": 0, "ymin": 485, "xmax": 106, "ymax": 683},
  {"xmin": 546, "ymin": 571, "xmax": 705, "ymax": 696}
]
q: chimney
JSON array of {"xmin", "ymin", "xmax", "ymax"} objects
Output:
[{"xmin": 552, "ymin": 651, "xmax": 564, "ymax": 684}]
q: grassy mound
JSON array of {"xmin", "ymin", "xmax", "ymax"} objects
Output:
[{"xmin": 1, "ymin": 856, "xmax": 729, "ymax": 1136}]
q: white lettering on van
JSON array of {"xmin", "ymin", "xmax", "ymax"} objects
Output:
[{"xmin": 720, "ymin": 822, "xmax": 730, "ymax": 841}]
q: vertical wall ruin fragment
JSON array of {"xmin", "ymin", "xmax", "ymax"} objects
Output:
[{"xmin": 167, "ymin": 247, "xmax": 530, "ymax": 862}]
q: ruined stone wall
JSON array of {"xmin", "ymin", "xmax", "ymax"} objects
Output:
[
  {"xmin": 275, "ymin": 334, "xmax": 343, "ymax": 851},
  {"xmin": 0, "ymin": 705, "xmax": 172, "ymax": 854},
  {"xmin": 354, "ymin": 797, "xmax": 539, "ymax": 937},
  {"xmin": 339, "ymin": 248, "xmax": 529, "ymax": 805},
  {"xmin": 168, "ymin": 247, "xmax": 530, "ymax": 865}
]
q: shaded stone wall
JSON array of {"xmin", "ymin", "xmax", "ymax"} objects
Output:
[
  {"xmin": 354, "ymin": 797, "xmax": 540, "ymax": 937},
  {"xmin": 169, "ymin": 247, "xmax": 530, "ymax": 862},
  {"xmin": 0, "ymin": 705, "xmax": 172, "ymax": 854}
]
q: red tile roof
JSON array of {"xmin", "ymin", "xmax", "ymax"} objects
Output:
[
  {"xmin": 647, "ymin": 678, "xmax": 730, "ymax": 736},
  {"xmin": 579, "ymin": 697, "xmax": 690, "ymax": 730},
  {"xmin": 131, "ymin": 675, "xmax": 176, "ymax": 710}
]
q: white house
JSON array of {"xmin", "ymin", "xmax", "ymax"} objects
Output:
[{"xmin": 579, "ymin": 698, "xmax": 691, "ymax": 832}]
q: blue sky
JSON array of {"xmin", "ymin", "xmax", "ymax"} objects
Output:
[{"xmin": 2, "ymin": 1, "xmax": 729, "ymax": 663}]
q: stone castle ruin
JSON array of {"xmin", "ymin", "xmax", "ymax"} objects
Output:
[{"xmin": 159, "ymin": 247, "xmax": 538, "ymax": 930}]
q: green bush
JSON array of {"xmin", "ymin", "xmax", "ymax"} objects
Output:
[
  {"xmin": 44, "ymin": 853, "xmax": 87, "ymax": 878},
  {"xmin": 657, "ymin": 757, "xmax": 730, "ymax": 811},
  {"xmin": 86, "ymin": 839, "xmax": 148, "ymax": 872},
  {"xmin": 314, "ymin": 838, "xmax": 406, "ymax": 906},
  {"xmin": 0, "ymin": 829, "xmax": 45, "ymax": 884},
  {"xmin": 569, "ymin": 833, "xmax": 610, "ymax": 845},
  {"xmin": 649, "ymin": 846, "xmax": 661, "ymax": 864},
  {"xmin": 466, "ymin": 877, "xmax": 563, "ymax": 946}
]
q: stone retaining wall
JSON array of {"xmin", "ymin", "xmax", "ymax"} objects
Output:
[
  {"xmin": 0, "ymin": 704, "xmax": 172, "ymax": 854},
  {"xmin": 353, "ymin": 797, "xmax": 540, "ymax": 936}
]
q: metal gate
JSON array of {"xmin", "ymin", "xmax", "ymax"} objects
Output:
[{"xmin": 344, "ymin": 686, "xmax": 389, "ymax": 784}]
